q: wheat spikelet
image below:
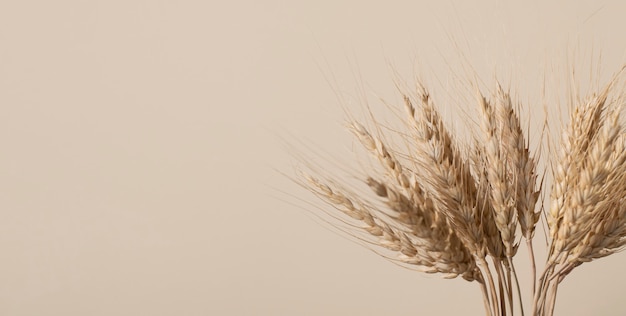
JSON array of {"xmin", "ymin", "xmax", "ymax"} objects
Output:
[
  {"xmin": 471, "ymin": 145, "xmax": 506, "ymax": 260},
  {"xmin": 476, "ymin": 89, "xmax": 518, "ymax": 258},
  {"xmin": 404, "ymin": 89, "xmax": 487, "ymax": 260},
  {"xmin": 547, "ymin": 89, "xmax": 611, "ymax": 261},
  {"xmin": 558, "ymin": 110, "xmax": 626, "ymax": 265},
  {"xmin": 493, "ymin": 85, "xmax": 541, "ymax": 240},
  {"xmin": 303, "ymin": 172, "xmax": 478, "ymax": 280},
  {"xmin": 365, "ymin": 177, "xmax": 476, "ymax": 279}
]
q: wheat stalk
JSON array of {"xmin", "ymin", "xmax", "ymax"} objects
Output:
[{"xmin": 293, "ymin": 65, "xmax": 626, "ymax": 316}]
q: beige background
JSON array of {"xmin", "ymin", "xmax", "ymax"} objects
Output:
[{"xmin": 1, "ymin": 1, "xmax": 626, "ymax": 315}]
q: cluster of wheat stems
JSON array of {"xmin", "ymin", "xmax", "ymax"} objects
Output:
[{"xmin": 298, "ymin": 67, "xmax": 626, "ymax": 315}]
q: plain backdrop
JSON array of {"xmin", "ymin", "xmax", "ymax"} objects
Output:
[{"xmin": 1, "ymin": 1, "xmax": 626, "ymax": 315}]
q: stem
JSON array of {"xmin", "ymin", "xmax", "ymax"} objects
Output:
[
  {"xmin": 532, "ymin": 262, "xmax": 554, "ymax": 316},
  {"xmin": 494, "ymin": 259, "xmax": 507, "ymax": 316},
  {"xmin": 539, "ymin": 257, "xmax": 569, "ymax": 315},
  {"xmin": 479, "ymin": 277, "xmax": 494, "ymax": 316},
  {"xmin": 548, "ymin": 261, "xmax": 575, "ymax": 283},
  {"xmin": 547, "ymin": 276, "xmax": 562, "ymax": 316},
  {"xmin": 478, "ymin": 257, "xmax": 501, "ymax": 316},
  {"xmin": 541, "ymin": 253, "xmax": 571, "ymax": 314},
  {"xmin": 531, "ymin": 273, "xmax": 544, "ymax": 315},
  {"xmin": 506, "ymin": 264, "xmax": 513, "ymax": 316},
  {"xmin": 537, "ymin": 268, "xmax": 554, "ymax": 315},
  {"xmin": 508, "ymin": 257, "xmax": 524, "ymax": 316},
  {"xmin": 526, "ymin": 238, "xmax": 537, "ymax": 296},
  {"xmin": 547, "ymin": 262, "xmax": 576, "ymax": 316}
]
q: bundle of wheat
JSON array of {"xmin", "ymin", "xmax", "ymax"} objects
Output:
[{"xmin": 294, "ymin": 65, "xmax": 626, "ymax": 316}]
